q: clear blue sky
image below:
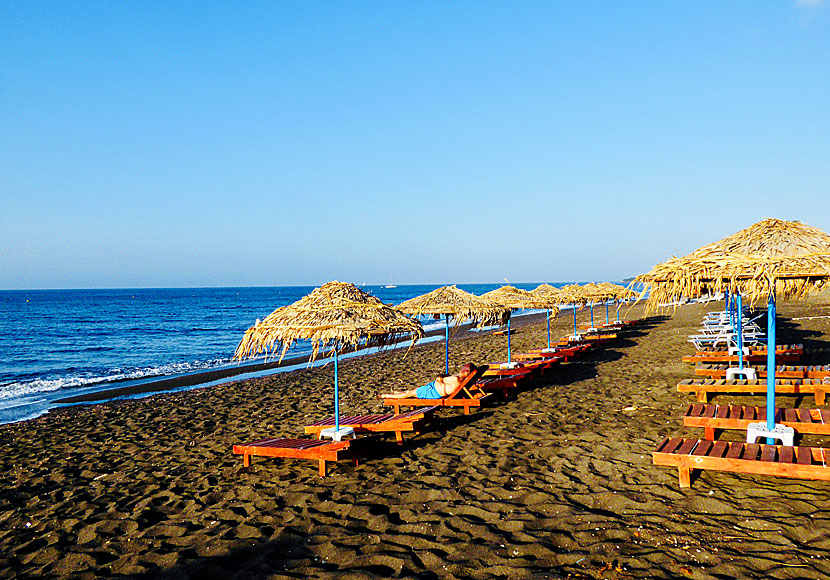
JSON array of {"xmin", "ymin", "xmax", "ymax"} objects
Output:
[{"xmin": 2, "ymin": 1, "xmax": 829, "ymax": 289}]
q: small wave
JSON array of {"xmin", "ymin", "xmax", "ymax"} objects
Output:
[{"xmin": 0, "ymin": 358, "xmax": 234, "ymax": 401}]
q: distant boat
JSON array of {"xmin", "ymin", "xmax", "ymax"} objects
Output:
[{"xmin": 384, "ymin": 284, "xmax": 397, "ymax": 289}]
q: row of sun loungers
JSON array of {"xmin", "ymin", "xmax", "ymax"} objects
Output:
[
  {"xmin": 653, "ymin": 309, "xmax": 830, "ymax": 487},
  {"xmin": 232, "ymin": 323, "xmax": 638, "ymax": 476}
]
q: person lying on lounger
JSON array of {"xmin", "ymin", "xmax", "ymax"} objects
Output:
[{"xmin": 382, "ymin": 363, "xmax": 478, "ymax": 399}]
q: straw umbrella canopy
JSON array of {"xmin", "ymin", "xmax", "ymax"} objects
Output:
[
  {"xmin": 635, "ymin": 218, "xmax": 830, "ymax": 440},
  {"xmin": 635, "ymin": 218, "xmax": 830, "ymax": 309},
  {"xmin": 481, "ymin": 286, "xmax": 555, "ymax": 363},
  {"xmin": 556, "ymin": 284, "xmax": 590, "ymax": 336},
  {"xmin": 530, "ymin": 283, "xmax": 567, "ymax": 348},
  {"xmin": 234, "ymin": 281, "xmax": 424, "ymax": 434},
  {"xmin": 397, "ymin": 285, "xmax": 510, "ymax": 374},
  {"xmin": 596, "ymin": 282, "xmax": 636, "ymax": 324},
  {"xmin": 578, "ymin": 283, "xmax": 616, "ymax": 330}
]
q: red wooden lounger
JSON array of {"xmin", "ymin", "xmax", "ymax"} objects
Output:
[
  {"xmin": 694, "ymin": 364, "xmax": 830, "ymax": 380},
  {"xmin": 477, "ymin": 372, "xmax": 533, "ymax": 397},
  {"xmin": 381, "ymin": 365, "xmax": 491, "ymax": 415},
  {"xmin": 683, "ymin": 403, "xmax": 830, "ymax": 439},
  {"xmin": 694, "ymin": 364, "xmax": 807, "ymax": 379},
  {"xmin": 518, "ymin": 344, "xmax": 592, "ymax": 362},
  {"xmin": 653, "ymin": 437, "xmax": 830, "ymax": 488},
  {"xmin": 486, "ymin": 357, "xmax": 560, "ymax": 378},
  {"xmin": 553, "ymin": 333, "xmax": 617, "ymax": 347},
  {"xmin": 232, "ymin": 436, "xmax": 376, "ymax": 477},
  {"xmin": 677, "ymin": 377, "xmax": 829, "ymax": 405},
  {"xmin": 682, "ymin": 344, "xmax": 803, "ymax": 364},
  {"xmin": 304, "ymin": 406, "xmax": 439, "ymax": 444}
]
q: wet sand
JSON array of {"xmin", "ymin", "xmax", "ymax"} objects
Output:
[{"xmin": 3, "ymin": 297, "xmax": 830, "ymax": 579}]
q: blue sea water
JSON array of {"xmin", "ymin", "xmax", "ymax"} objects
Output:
[{"xmin": 0, "ymin": 283, "xmax": 577, "ymax": 424}]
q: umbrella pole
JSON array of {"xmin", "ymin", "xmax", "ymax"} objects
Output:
[
  {"xmin": 507, "ymin": 316, "xmax": 512, "ymax": 364},
  {"xmin": 546, "ymin": 309, "xmax": 551, "ymax": 349},
  {"xmin": 590, "ymin": 303, "xmax": 594, "ymax": 329},
  {"xmin": 766, "ymin": 294, "xmax": 777, "ymax": 442},
  {"xmin": 737, "ymin": 293, "xmax": 744, "ymax": 370},
  {"xmin": 572, "ymin": 305, "xmax": 577, "ymax": 336},
  {"xmin": 334, "ymin": 348, "xmax": 340, "ymax": 432},
  {"xmin": 616, "ymin": 301, "xmax": 621, "ymax": 323},
  {"xmin": 445, "ymin": 314, "xmax": 450, "ymax": 375},
  {"xmin": 606, "ymin": 302, "xmax": 610, "ymax": 325}
]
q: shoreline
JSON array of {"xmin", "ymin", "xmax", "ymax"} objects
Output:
[{"xmin": 52, "ymin": 310, "xmax": 553, "ymax": 406}]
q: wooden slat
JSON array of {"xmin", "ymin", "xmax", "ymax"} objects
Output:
[
  {"xmin": 710, "ymin": 440, "xmax": 729, "ymax": 458},
  {"xmin": 760, "ymin": 446, "xmax": 776, "ymax": 463},
  {"xmin": 725, "ymin": 442, "xmax": 743, "ymax": 459},
  {"xmin": 744, "ymin": 444, "xmax": 761, "ymax": 461},
  {"xmin": 693, "ymin": 440, "xmax": 713, "ymax": 457}
]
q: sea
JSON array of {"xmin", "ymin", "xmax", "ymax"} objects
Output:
[{"xmin": 0, "ymin": 283, "xmax": 588, "ymax": 425}]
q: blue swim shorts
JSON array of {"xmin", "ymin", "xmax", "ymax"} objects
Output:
[{"xmin": 415, "ymin": 381, "xmax": 440, "ymax": 399}]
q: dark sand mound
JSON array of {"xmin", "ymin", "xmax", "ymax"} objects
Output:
[{"xmin": 3, "ymin": 297, "xmax": 830, "ymax": 579}]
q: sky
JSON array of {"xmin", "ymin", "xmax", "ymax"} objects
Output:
[{"xmin": 2, "ymin": 1, "xmax": 829, "ymax": 289}]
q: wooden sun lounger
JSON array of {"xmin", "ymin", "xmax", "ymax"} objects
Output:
[
  {"xmin": 486, "ymin": 357, "xmax": 561, "ymax": 377},
  {"xmin": 304, "ymin": 406, "xmax": 440, "ymax": 444},
  {"xmin": 653, "ymin": 437, "xmax": 830, "ymax": 488},
  {"xmin": 519, "ymin": 344, "xmax": 592, "ymax": 362},
  {"xmin": 693, "ymin": 364, "xmax": 807, "ymax": 379},
  {"xmin": 477, "ymin": 373, "xmax": 531, "ymax": 397},
  {"xmin": 232, "ymin": 436, "xmax": 375, "ymax": 477},
  {"xmin": 694, "ymin": 364, "xmax": 830, "ymax": 380},
  {"xmin": 688, "ymin": 343, "xmax": 803, "ymax": 357},
  {"xmin": 683, "ymin": 403, "xmax": 830, "ymax": 439},
  {"xmin": 553, "ymin": 333, "xmax": 617, "ymax": 347},
  {"xmin": 677, "ymin": 377, "xmax": 829, "ymax": 405},
  {"xmin": 682, "ymin": 344, "xmax": 803, "ymax": 364},
  {"xmin": 381, "ymin": 365, "xmax": 491, "ymax": 415}
]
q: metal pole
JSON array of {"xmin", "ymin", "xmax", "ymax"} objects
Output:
[
  {"xmin": 616, "ymin": 301, "xmax": 621, "ymax": 323},
  {"xmin": 507, "ymin": 316, "xmax": 512, "ymax": 363},
  {"xmin": 590, "ymin": 303, "xmax": 594, "ymax": 329},
  {"xmin": 546, "ymin": 309, "xmax": 551, "ymax": 348},
  {"xmin": 737, "ymin": 293, "xmax": 744, "ymax": 370},
  {"xmin": 766, "ymin": 294, "xmax": 777, "ymax": 440},
  {"xmin": 445, "ymin": 315, "xmax": 450, "ymax": 375},
  {"xmin": 606, "ymin": 301, "xmax": 610, "ymax": 325},
  {"xmin": 334, "ymin": 348, "xmax": 340, "ymax": 432},
  {"xmin": 573, "ymin": 305, "xmax": 577, "ymax": 335}
]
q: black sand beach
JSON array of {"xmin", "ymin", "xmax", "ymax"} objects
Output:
[{"xmin": 3, "ymin": 297, "xmax": 830, "ymax": 579}]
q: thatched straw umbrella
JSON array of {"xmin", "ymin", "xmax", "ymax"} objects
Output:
[
  {"xmin": 397, "ymin": 285, "xmax": 510, "ymax": 374},
  {"xmin": 481, "ymin": 286, "xmax": 555, "ymax": 364},
  {"xmin": 531, "ymin": 283, "xmax": 566, "ymax": 348},
  {"xmin": 597, "ymin": 282, "xmax": 636, "ymax": 324},
  {"xmin": 578, "ymin": 283, "xmax": 615, "ymax": 331},
  {"xmin": 555, "ymin": 284, "xmax": 590, "ymax": 337},
  {"xmin": 234, "ymin": 281, "xmax": 424, "ymax": 435},
  {"xmin": 636, "ymin": 218, "xmax": 830, "ymax": 441}
]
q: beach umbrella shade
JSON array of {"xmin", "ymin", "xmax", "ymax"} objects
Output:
[
  {"xmin": 481, "ymin": 286, "xmax": 556, "ymax": 363},
  {"xmin": 578, "ymin": 283, "xmax": 616, "ymax": 330},
  {"xmin": 531, "ymin": 283, "xmax": 566, "ymax": 348},
  {"xmin": 397, "ymin": 285, "xmax": 510, "ymax": 374},
  {"xmin": 557, "ymin": 284, "xmax": 590, "ymax": 337},
  {"xmin": 234, "ymin": 281, "xmax": 424, "ymax": 434},
  {"xmin": 596, "ymin": 282, "xmax": 636, "ymax": 324},
  {"xmin": 635, "ymin": 218, "xmax": 830, "ymax": 442}
]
